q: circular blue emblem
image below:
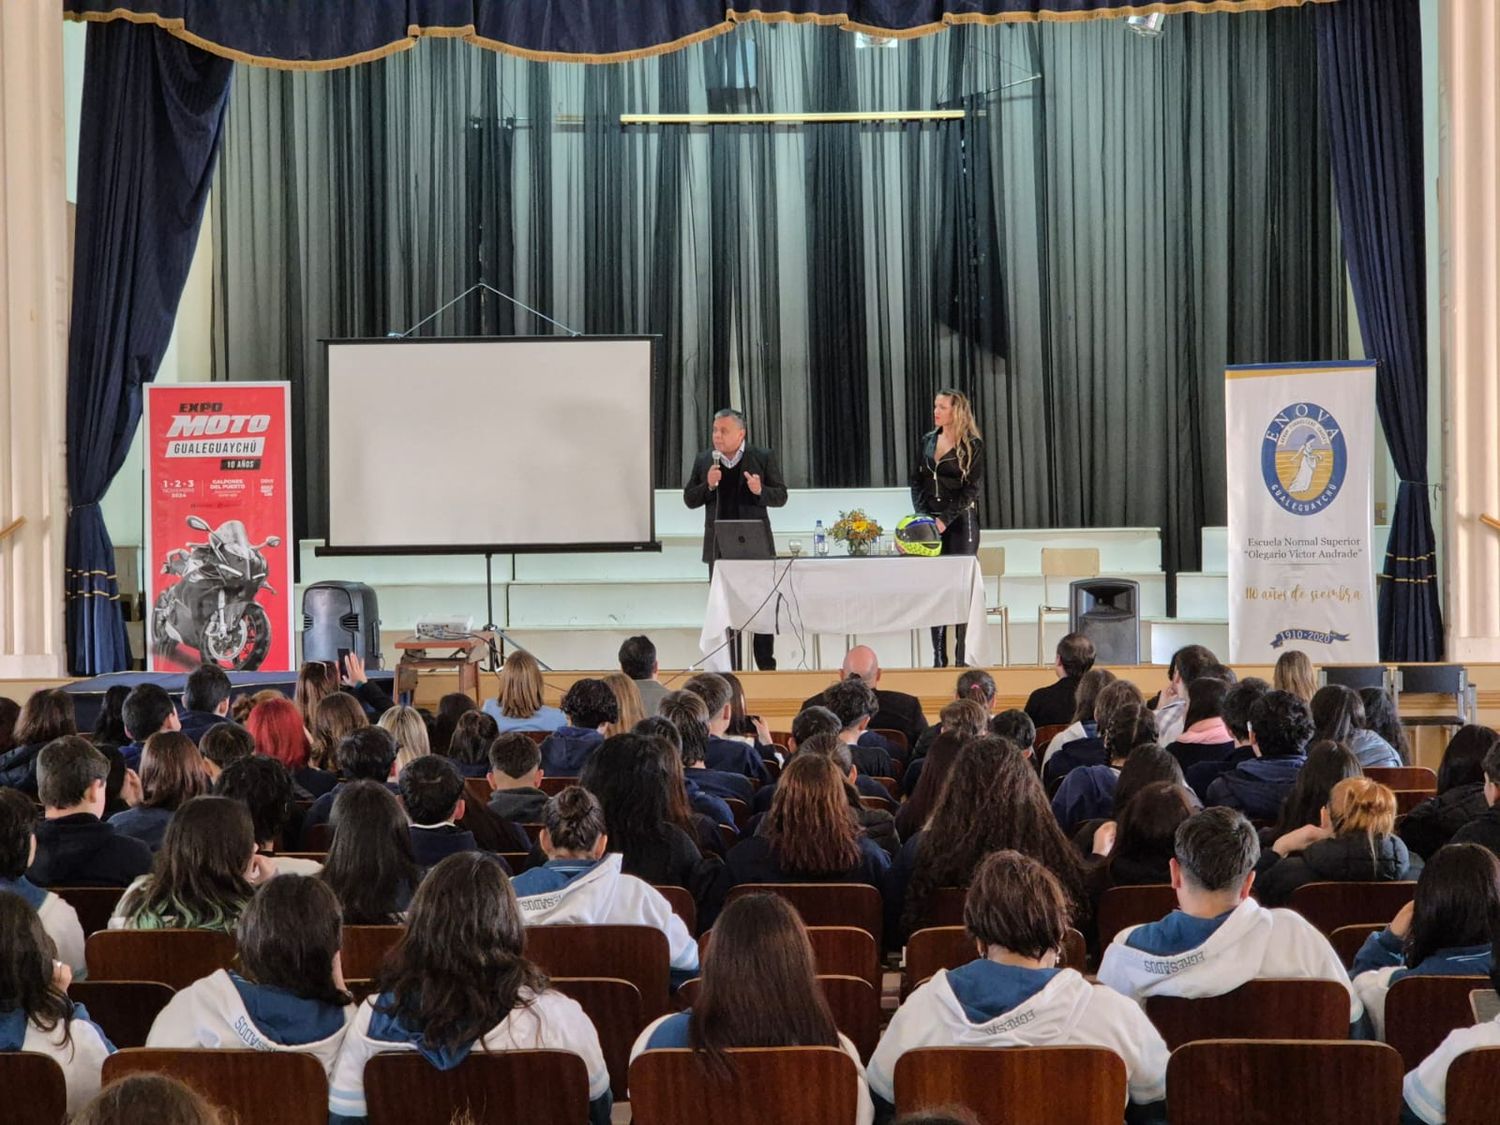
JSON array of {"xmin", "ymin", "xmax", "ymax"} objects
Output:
[{"xmin": 1261, "ymin": 402, "xmax": 1347, "ymax": 516}]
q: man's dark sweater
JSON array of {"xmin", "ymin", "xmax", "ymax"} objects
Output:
[
  {"xmin": 409, "ymin": 824, "xmax": 483, "ymax": 870},
  {"xmin": 488, "ymin": 787, "xmax": 548, "ymax": 825},
  {"xmin": 28, "ymin": 813, "xmax": 154, "ymax": 887},
  {"xmin": 1450, "ymin": 806, "xmax": 1500, "ymax": 859},
  {"xmin": 178, "ymin": 710, "xmax": 231, "ymax": 745},
  {"xmin": 539, "ymin": 727, "xmax": 604, "ymax": 776},
  {"xmin": 705, "ymin": 736, "xmax": 771, "ymax": 783},
  {"xmin": 1024, "ymin": 675, "xmax": 1082, "ymax": 729}
]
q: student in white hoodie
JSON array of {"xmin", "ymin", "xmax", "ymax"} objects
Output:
[
  {"xmin": 1401, "ymin": 934, "xmax": 1500, "ymax": 1123},
  {"xmin": 868, "ymin": 850, "xmax": 1168, "ymax": 1120},
  {"xmin": 1096, "ymin": 806, "xmax": 1363, "ymax": 1029},
  {"xmin": 328, "ymin": 852, "xmax": 610, "ymax": 1125},
  {"xmin": 0, "ymin": 788, "xmax": 84, "ymax": 975},
  {"xmin": 511, "ymin": 786, "xmax": 699, "ymax": 985},
  {"xmin": 146, "ymin": 875, "xmax": 355, "ymax": 1075}
]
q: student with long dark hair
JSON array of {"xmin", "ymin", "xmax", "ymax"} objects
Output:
[
  {"xmin": 428, "ymin": 692, "xmax": 477, "ymax": 757},
  {"xmin": 443, "ymin": 710, "xmax": 499, "ymax": 778},
  {"xmin": 108, "ymin": 731, "xmax": 213, "ymax": 851},
  {"xmin": 1310, "ymin": 684, "xmax": 1402, "ymax": 769},
  {"xmin": 630, "ymin": 893, "xmax": 873, "ymax": 1124},
  {"xmin": 1399, "ymin": 724, "xmax": 1500, "ymax": 859},
  {"xmin": 328, "ymin": 852, "xmax": 610, "ymax": 1124},
  {"xmin": 311, "ymin": 693, "xmax": 368, "ymax": 772},
  {"xmin": 214, "ymin": 756, "xmax": 321, "ymax": 876},
  {"xmin": 1089, "ymin": 782, "xmax": 1197, "ymax": 897},
  {"xmin": 1164, "ymin": 676, "xmax": 1236, "ymax": 773},
  {"xmin": 895, "ymin": 699, "xmax": 987, "ymax": 838},
  {"xmin": 1359, "ymin": 687, "xmax": 1411, "ymax": 767},
  {"xmin": 147, "ymin": 876, "xmax": 355, "ymax": 1072},
  {"xmin": 1267, "ymin": 740, "xmax": 1363, "ymax": 841},
  {"xmin": 637, "ymin": 722, "xmax": 728, "ymax": 858},
  {"xmin": 1050, "ymin": 703, "xmax": 1157, "ymax": 834},
  {"xmin": 90, "ymin": 685, "xmax": 131, "ymax": 751},
  {"xmin": 0, "ymin": 893, "xmax": 113, "ymax": 1115},
  {"xmin": 318, "ymin": 781, "xmax": 421, "ymax": 924},
  {"xmin": 0, "ymin": 688, "xmax": 78, "ymax": 794}
]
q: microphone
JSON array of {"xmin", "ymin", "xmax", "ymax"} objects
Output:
[{"xmin": 712, "ymin": 450, "xmax": 723, "ymax": 470}]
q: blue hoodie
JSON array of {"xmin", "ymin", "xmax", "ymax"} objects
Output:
[
  {"xmin": 1204, "ymin": 754, "xmax": 1307, "ymax": 822},
  {"xmin": 538, "ymin": 726, "xmax": 604, "ymax": 776},
  {"xmin": 1050, "ymin": 764, "xmax": 1119, "ymax": 833},
  {"xmin": 228, "ymin": 973, "xmax": 347, "ymax": 1045},
  {"xmin": 1351, "ymin": 928, "xmax": 1492, "ymax": 982}
]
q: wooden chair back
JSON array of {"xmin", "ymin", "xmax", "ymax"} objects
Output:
[
  {"xmin": 498, "ymin": 850, "xmax": 534, "ymax": 873},
  {"xmin": 1446, "ymin": 1046, "xmax": 1500, "ymax": 1125},
  {"xmin": 538, "ymin": 775, "xmax": 576, "ymax": 795},
  {"xmin": 1393, "ymin": 789, "xmax": 1431, "ymax": 815},
  {"xmin": 551, "ymin": 977, "xmax": 645, "ymax": 1102},
  {"xmin": 726, "ymin": 883, "xmax": 883, "ymax": 947},
  {"xmin": 48, "ymin": 885, "xmax": 123, "ymax": 938},
  {"xmin": 341, "ymin": 924, "xmax": 405, "ymax": 981},
  {"xmin": 1095, "ymin": 883, "xmax": 1178, "ymax": 950},
  {"xmin": 1286, "ymin": 881, "xmax": 1417, "ymax": 934},
  {"xmin": 1328, "ymin": 923, "xmax": 1384, "ymax": 967},
  {"xmin": 652, "ymin": 884, "xmax": 698, "ymax": 935},
  {"xmin": 68, "ymin": 981, "xmax": 175, "ymax": 1049},
  {"xmin": 1144, "ymin": 979, "xmax": 1351, "ymax": 1050},
  {"xmin": 629, "ymin": 1046, "xmax": 860, "ymax": 1124},
  {"xmin": 524, "ymin": 924, "xmax": 670, "ymax": 1018},
  {"xmin": 1034, "ymin": 723, "xmax": 1069, "ymax": 747},
  {"xmin": 859, "ymin": 794, "xmax": 896, "ymax": 813},
  {"xmin": 870, "ymin": 775, "xmax": 900, "ymax": 799},
  {"xmin": 1165, "ymin": 1039, "xmax": 1402, "ymax": 1125},
  {"xmin": 904, "ymin": 927, "xmax": 1086, "ymax": 997},
  {"xmin": 103, "ymin": 1048, "xmax": 329, "ymax": 1125},
  {"xmin": 1385, "ymin": 974, "xmax": 1493, "ymax": 1070},
  {"xmin": 523, "ymin": 730, "xmax": 549, "ymax": 745},
  {"xmin": 676, "ymin": 974, "xmax": 879, "ymax": 1062},
  {"xmin": 806, "ymin": 926, "xmax": 880, "ymax": 989},
  {"xmin": 85, "ymin": 929, "xmax": 238, "ymax": 989},
  {"xmin": 0, "ymin": 1052, "xmax": 66, "ymax": 1125},
  {"xmin": 723, "ymin": 797, "xmax": 751, "ymax": 829},
  {"xmin": 916, "ymin": 886, "xmax": 968, "ymax": 928},
  {"xmin": 463, "ymin": 776, "xmax": 492, "ymax": 808},
  {"xmin": 872, "ymin": 727, "xmax": 910, "ymax": 754},
  {"xmin": 363, "ymin": 1049, "xmax": 589, "ymax": 1125},
  {"xmin": 301, "ymin": 822, "xmax": 333, "ymax": 852},
  {"xmin": 1364, "ymin": 766, "xmax": 1437, "ymax": 791},
  {"xmin": 893, "ymin": 1045, "xmax": 1126, "ymax": 1125}
]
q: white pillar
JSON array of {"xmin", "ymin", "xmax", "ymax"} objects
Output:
[{"xmin": 0, "ymin": 1, "xmax": 70, "ymax": 678}]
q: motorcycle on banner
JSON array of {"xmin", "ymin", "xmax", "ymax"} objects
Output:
[{"xmin": 153, "ymin": 515, "xmax": 281, "ymax": 671}]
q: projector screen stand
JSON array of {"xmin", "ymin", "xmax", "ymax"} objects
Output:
[{"xmin": 481, "ymin": 550, "xmax": 551, "ymax": 672}]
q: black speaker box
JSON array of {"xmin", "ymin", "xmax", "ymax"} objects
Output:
[
  {"xmin": 1070, "ymin": 578, "xmax": 1141, "ymax": 665},
  {"xmin": 302, "ymin": 582, "xmax": 382, "ymax": 668}
]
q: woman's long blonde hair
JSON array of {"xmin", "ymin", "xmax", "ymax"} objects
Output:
[
  {"xmin": 379, "ymin": 705, "xmax": 430, "ymax": 771},
  {"xmin": 1274, "ymin": 650, "xmax": 1317, "ymax": 704},
  {"xmin": 497, "ymin": 650, "xmax": 547, "ymax": 720},
  {"xmin": 601, "ymin": 672, "xmax": 646, "ymax": 737},
  {"xmin": 936, "ymin": 387, "xmax": 983, "ymax": 479}
]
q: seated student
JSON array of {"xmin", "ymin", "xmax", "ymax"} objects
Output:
[
  {"xmin": 443, "ymin": 710, "xmax": 499, "ymax": 779},
  {"xmin": 177, "ymin": 663, "xmax": 233, "ymax": 745},
  {"xmin": 1181, "ymin": 677, "xmax": 1268, "ymax": 801},
  {"xmin": 754, "ymin": 708, "xmax": 890, "ymax": 816},
  {"xmin": 376, "ymin": 705, "xmax": 429, "ymax": 774},
  {"xmin": 658, "ymin": 690, "xmax": 754, "ymax": 805},
  {"xmin": 398, "ymin": 756, "xmax": 498, "ymax": 867},
  {"xmin": 28, "ymin": 737, "xmax": 153, "ymax": 888},
  {"xmin": 485, "ymin": 731, "xmax": 549, "ymax": 825},
  {"xmin": 74, "ymin": 1073, "xmax": 222, "ymax": 1125},
  {"xmin": 247, "ymin": 697, "xmax": 337, "ymax": 798},
  {"xmin": 214, "ymin": 756, "xmax": 322, "ymax": 876},
  {"xmin": 868, "ymin": 851, "xmax": 1167, "ymax": 1118},
  {"xmin": 800, "ymin": 735, "xmax": 901, "ymax": 858},
  {"xmin": 822, "ymin": 678, "xmax": 896, "ymax": 780},
  {"xmin": 538, "ymin": 678, "xmax": 618, "ymax": 777},
  {"xmin": 147, "ymin": 875, "xmax": 355, "ymax": 1072},
  {"xmin": 0, "ymin": 893, "xmax": 113, "ymax": 1116},
  {"xmin": 1204, "ymin": 690, "xmax": 1314, "ymax": 822},
  {"xmin": 1024, "ymin": 632, "xmax": 1097, "ymax": 729},
  {"xmin": 1043, "ymin": 676, "xmax": 1140, "ymax": 793},
  {"xmin": 1311, "ymin": 684, "xmax": 1403, "ymax": 770},
  {"xmin": 0, "ymin": 789, "xmax": 84, "ymax": 974},
  {"xmin": 630, "ymin": 893, "xmax": 873, "ymax": 1125},
  {"xmin": 908, "ymin": 670, "xmax": 997, "ymax": 762},
  {"xmin": 1273, "ymin": 648, "xmax": 1316, "ymax": 704},
  {"xmin": 110, "ymin": 796, "xmax": 275, "ymax": 931},
  {"xmin": 1401, "ymin": 927, "xmax": 1500, "ymax": 1124},
  {"xmin": 1096, "ymin": 807, "xmax": 1362, "ymax": 1027},
  {"xmin": 0, "ymin": 689, "xmax": 79, "ymax": 795},
  {"xmin": 725, "ymin": 755, "xmax": 889, "ymax": 890},
  {"xmin": 898, "ymin": 699, "xmax": 989, "ymax": 815},
  {"xmin": 1071, "ymin": 747, "xmax": 1189, "ymax": 854},
  {"xmin": 310, "ymin": 693, "xmax": 368, "ymax": 773},
  {"xmin": 118, "ymin": 684, "xmax": 183, "ymax": 772},
  {"xmin": 1039, "ymin": 667, "xmax": 1115, "ymax": 770},
  {"xmin": 620, "ymin": 634, "xmax": 667, "ymax": 718},
  {"xmin": 636, "ymin": 716, "xmax": 733, "ymax": 835},
  {"xmin": 1051, "ymin": 703, "xmax": 1157, "ymax": 835},
  {"xmin": 800, "ymin": 645, "xmax": 928, "ymax": 751},
  {"xmin": 988, "ymin": 708, "xmax": 1036, "ymax": 757},
  {"xmin": 1401, "ymin": 725, "xmax": 1500, "ymax": 860},
  {"xmin": 482, "ymin": 649, "xmax": 568, "ymax": 734},
  {"xmin": 1150, "ymin": 644, "xmax": 1219, "ymax": 749},
  {"xmin": 319, "ymin": 782, "xmax": 421, "ymax": 924},
  {"xmin": 1360, "ymin": 687, "xmax": 1412, "ymax": 769},
  {"xmin": 1450, "ymin": 741, "xmax": 1500, "ymax": 857},
  {"xmin": 328, "ymin": 852, "xmax": 611, "ymax": 1125},
  {"xmin": 1262, "ymin": 740, "xmax": 1362, "ymax": 845},
  {"xmin": 199, "ymin": 721, "xmax": 255, "ymax": 774},
  {"xmin": 1256, "ymin": 778, "xmax": 1421, "ymax": 906},
  {"xmin": 1088, "ymin": 781, "xmax": 1198, "ymax": 902},
  {"xmin": 303, "ymin": 727, "xmax": 400, "ymax": 838},
  {"xmin": 1164, "ymin": 676, "xmax": 1237, "ymax": 773},
  {"xmin": 682, "ymin": 672, "xmax": 773, "ymax": 783},
  {"xmin": 108, "ymin": 731, "xmax": 212, "ymax": 852},
  {"xmin": 428, "ymin": 693, "xmax": 477, "ymax": 758},
  {"xmin": 1350, "ymin": 843, "xmax": 1499, "ymax": 1040},
  {"xmin": 512, "ymin": 787, "xmax": 698, "ymax": 981}
]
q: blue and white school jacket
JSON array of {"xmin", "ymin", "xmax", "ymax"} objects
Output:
[
  {"xmin": 1350, "ymin": 928, "xmax": 1492, "ymax": 1041},
  {"xmin": 1096, "ymin": 897, "xmax": 1363, "ymax": 1024},
  {"xmin": 866, "ymin": 960, "xmax": 1168, "ymax": 1111},
  {"xmin": 146, "ymin": 969, "xmax": 354, "ymax": 1075},
  {"xmin": 0, "ymin": 1004, "xmax": 113, "ymax": 1117},
  {"xmin": 328, "ymin": 988, "xmax": 610, "ymax": 1123},
  {"xmin": 1402, "ymin": 1013, "xmax": 1500, "ymax": 1123},
  {"xmin": 511, "ymin": 854, "xmax": 699, "ymax": 975},
  {"xmin": 630, "ymin": 1011, "xmax": 874, "ymax": 1125},
  {"xmin": 0, "ymin": 876, "xmax": 85, "ymax": 975}
]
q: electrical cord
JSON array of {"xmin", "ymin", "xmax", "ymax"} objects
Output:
[{"xmin": 662, "ymin": 555, "xmax": 802, "ymax": 684}]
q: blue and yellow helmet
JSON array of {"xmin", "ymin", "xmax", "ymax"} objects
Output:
[{"xmin": 895, "ymin": 515, "xmax": 943, "ymax": 557}]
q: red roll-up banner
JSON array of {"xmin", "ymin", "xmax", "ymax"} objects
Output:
[{"xmin": 143, "ymin": 382, "xmax": 295, "ymax": 672}]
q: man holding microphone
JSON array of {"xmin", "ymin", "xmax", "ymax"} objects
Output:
[{"xmin": 684, "ymin": 408, "xmax": 788, "ymax": 671}]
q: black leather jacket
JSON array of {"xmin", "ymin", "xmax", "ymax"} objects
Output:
[{"xmin": 910, "ymin": 430, "xmax": 984, "ymax": 523}]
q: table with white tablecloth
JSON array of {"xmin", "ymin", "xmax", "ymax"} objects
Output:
[{"xmin": 699, "ymin": 555, "xmax": 989, "ymax": 671}]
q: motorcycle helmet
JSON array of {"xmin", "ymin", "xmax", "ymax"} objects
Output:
[{"xmin": 895, "ymin": 515, "xmax": 943, "ymax": 557}]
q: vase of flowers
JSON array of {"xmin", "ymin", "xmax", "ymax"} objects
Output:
[{"xmin": 831, "ymin": 509, "xmax": 882, "ymax": 557}]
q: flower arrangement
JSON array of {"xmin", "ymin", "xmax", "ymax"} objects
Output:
[{"xmin": 830, "ymin": 509, "xmax": 883, "ymax": 556}]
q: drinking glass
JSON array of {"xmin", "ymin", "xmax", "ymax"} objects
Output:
[{"xmin": 788, "ymin": 539, "xmax": 803, "ymax": 558}]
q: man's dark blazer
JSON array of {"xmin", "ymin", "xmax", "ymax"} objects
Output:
[{"xmin": 684, "ymin": 445, "xmax": 789, "ymax": 565}]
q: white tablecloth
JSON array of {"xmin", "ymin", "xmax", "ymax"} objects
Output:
[{"xmin": 700, "ymin": 555, "xmax": 989, "ymax": 671}]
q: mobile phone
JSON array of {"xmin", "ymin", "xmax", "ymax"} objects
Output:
[{"xmin": 337, "ymin": 648, "xmax": 352, "ymax": 671}]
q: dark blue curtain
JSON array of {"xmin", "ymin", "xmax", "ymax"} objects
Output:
[
  {"xmin": 65, "ymin": 22, "xmax": 233, "ymax": 675},
  {"xmin": 1315, "ymin": 0, "xmax": 1443, "ymax": 662}
]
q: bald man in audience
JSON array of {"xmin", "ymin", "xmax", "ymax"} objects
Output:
[{"xmin": 800, "ymin": 646, "xmax": 927, "ymax": 749}]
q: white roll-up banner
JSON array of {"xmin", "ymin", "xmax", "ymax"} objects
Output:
[{"xmin": 1225, "ymin": 362, "xmax": 1379, "ymax": 664}]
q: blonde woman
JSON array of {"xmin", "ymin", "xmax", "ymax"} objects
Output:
[
  {"xmin": 601, "ymin": 672, "xmax": 646, "ymax": 738},
  {"xmin": 1273, "ymin": 649, "xmax": 1317, "ymax": 704},
  {"xmin": 1257, "ymin": 777, "xmax": 1421, "ymax": 905},
  {"xmin": 481, "ymin": 650, "xmax": 567, "ymax": 734},
  {"xmin": 378, "ymin": 705, "xmax": 431, "ymax": 772},
  {"xmin": 912, "ymin": 387, "xmax": 985, "ymax": 668}
]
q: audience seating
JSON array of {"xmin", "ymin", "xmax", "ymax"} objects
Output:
[
  {"xmin": 1445, "ymin": 1046, "xmax": 1500, "ymax": 1125},
  {"xmin": 68, "ymin": 981, "xmax": 175, "ymax": 1049},
  {"xmin": 551, "ymin": 976, "xmax": 644, "ymax": 1101},
  {"xmin": 1364, "ymin": 766, "xmax": 1437, "ymax": 791},
  {"xmin": 652, "ymin": 884, "xmax": 698, "ymax": 935},
  {"xmin": 49, "ymin": 885, "xmax": 122, "ymax": 938},
  {"xmin": 629, "ymin": 1046, "xmax": 861, "ymax": 1125},
  {"xmin": 725, "ymin": 883, "xmax": 883, "ymax": 948},
  {"xmin": 1286, "ymin": 881, "xmax": 1417, "ymax": 935},
  {"xmin": 519, "ymin": 822, "xmax": 545, "ymax": 844},
  {"xmin": 1395, "ymin": 664, "xmax": 1473, "ymax": 729},
  {"xmin": 677, "ymin": 974, "xmax": 880, "ymax": 1062},
  {"xmin": 921, "ymin": 886, "xmax": 968, "ymax": 927},
  {"xmin": 363, "ymin": 1049, "xmax": 588, "ymax": 1125},
  {"xmin": 498, "ymin": 850, "xmax": 535, "ymax": 873},
  {"xmin": 1392, "ymin": 789, "xmax": 1431, "ymax": 816},
  {"xmin": 463, "ymin": 776, "xmax": 491, "ymax": 808},
  {"xmin": 341, "ymin": 924, "xmax": 404, "ymax": 981},
  {"xmin": 761, "ymin": 758, "xmax": 782, "ymax": 781},
  {"xmin": 1096, "ymin": 884, "xmax": 1179, "ymax": 950},
  {"xmin": 539, "ymin": 776, "xmax": 577, "ymax": 796},
  {"xmin": 0, "ymin": 1052, "xmax": 67, "ymax": 1125},
  {"xmin": 1165, "ymin": 1039, "xmax": 1402, "ymax": 1125},
  {"xmin": 904, "ymin": 926, "xmax": 1088, "ymax": 998},
  {"xmin": 524, "ymin": 924, "xmax": 670, "ymax": 1018},
  {"xmin": 859, "ymin": 794, "xmax": 897, "ymax": 814},
  {"xmin": 1144, "ymin": 979, "xmax": 1351, "ymax": 1050},
  {"xmin": 871, "ymin": 776, "xmax": 900, "ymax": 800},
  {"xmin": 1328, "ymin": 923, "xmax": 1384, "ymax": 968},
  {"xmin": 768, "ymin": 730, "xmax": 791, "ymax": 748},
  {"xmin": 1384, "ymin": 974, "xmax": 1493, "ymax": 1070},
  {"xmin": 103, "ymin": 1048, "xmax": 329, "ymax": 1125},
  {"xmin": 523, "ymin": 731, "xmax": 550, "ymax": 745},
  {"xmin": 1034, "ymin": 723, "xmax": 1069, "ymax": 748},
  {"xmin": 723, "ymin": 797, "xmax": 751, "ymax": 829},
  {"xmin": 716, "ymin": 823, "xmax": 738, "ymax": 851},
  {"xmin": 805, "ymin": 926, "xmax": 881, "ymax": 989},
  {"xmin": 871, "ymin": 728, "xmax": 909, "ymax": 755},
  {"xmin": 301, "ymin": 822, "xmax": 333, "ymax": 852},
  {"xmin": 85, "ymin": 929, "xmax": 237, "ymax": 990},
  {"xmin": 893, "ymin": 1045, "xmax": 1127, "ymax": 1125}
]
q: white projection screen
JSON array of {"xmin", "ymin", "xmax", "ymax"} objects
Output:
[{"xmin": 325, "ymin": 337, "xmax": 656, "ymax": 552}]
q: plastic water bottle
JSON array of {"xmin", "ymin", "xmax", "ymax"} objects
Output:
[{"xmin": 814, "ymin": 520, "xmax": 828, "ymax": 557}]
